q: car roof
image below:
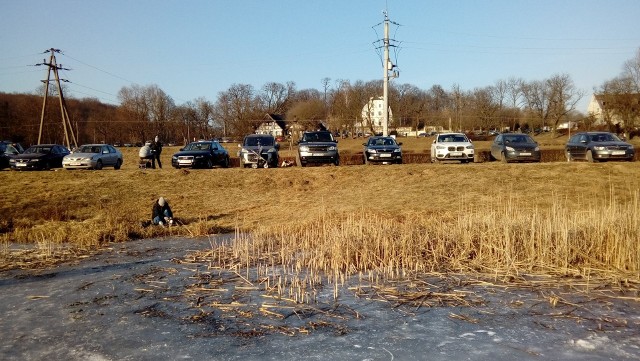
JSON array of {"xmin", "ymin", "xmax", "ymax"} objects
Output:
[{"xmin": 437, "ymin": 132, "xmax": 466, "ymax": 136}]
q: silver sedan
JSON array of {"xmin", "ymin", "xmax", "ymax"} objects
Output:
[{"xmin": 63, "ymin": 144, "xmax": 123, "ymax": 170}]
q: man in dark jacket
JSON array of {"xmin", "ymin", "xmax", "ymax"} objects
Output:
[
  {"xmin": 150, "ymin": 135, "xmax": 163, "ymax": 169},
  {"xmin": 152, "ymin": 197, "xmax": 173, "ymax": 226}
]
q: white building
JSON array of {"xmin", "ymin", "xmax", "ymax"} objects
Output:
[
  {"xmin": 587, "ymin": 93, "xmax": 640, "ymax": 127},
  {"xmin": 357, "ymin": 96, "xmax": 393, "ymax": 134}
]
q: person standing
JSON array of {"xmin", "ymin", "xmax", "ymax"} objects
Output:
[{"xmin": 150, "ymin": 135, "xmax": 163, "ymax": 169}]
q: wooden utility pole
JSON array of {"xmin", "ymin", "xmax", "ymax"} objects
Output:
[{"xmin": 37, "ymin": 48, "xmax": 77, "ymax": 149}]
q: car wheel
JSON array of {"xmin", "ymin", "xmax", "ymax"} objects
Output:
[
  {"xmin": 586, "ymin": 150, "xmax": 594, "ymax": 162},
  {"xmin": 114, "ymin": 159, "xmax": 122, "ymax": 170},
  {"xmin": 565, "ymin": 150, "xmax": 573, "ymax": 162},
  {"xmin": 222, "ymin": 156, "xmax": 230, "ymax": 168},
  {"xmin": 207, "ymin": 159, "xmax": 214, "ymax": 169},
  {"xmin": 334, "ymin": 157, "xmax": 340, "ymax": 166},
  {"xmin": 364, "ymin": 155, "xmax": 369, "ymax": 165},
  {"xmin": 43, "ymin": 161, "xmax": 51, "ymax": 170},
  {"xmin": 501, "ymin": 152, "xmax": 508, "ymax": 163},
  {"xmin": 94, "ymin": 160, "xmax": 103, "ymax": 170}
]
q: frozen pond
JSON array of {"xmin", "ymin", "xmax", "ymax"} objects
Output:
[{"xmin": 1, "ymin": 236, "xmax": 639, "ymax": 360}]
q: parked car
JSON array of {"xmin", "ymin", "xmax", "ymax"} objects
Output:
[
  {"xmin": 238, "ymin": 134, "xmax": 279, "ymax": 168},
  {"xmin": 9, "ymin": 144, "xmax": 70, "ymax": 170},
  {"xmin": 171, "ymin": 140, "xmax": 229, "ymax": 169},
  {"xmin": 430, "ymin": 133, "xmax": 474, "ymax": 163},
  {"xmin": 297, "ymin": 131, "xmax": 339, "ymax": 167},
  {"xmin": 63, "ymin": 144, "xmax": 123, "ymax": 170},
  {"xmin": 0, "ymin": 141, "xmax": 24, "ymax": 169},
  {"xmin": 565, "ymin": 132, "xmax": 635, "ymax": 162},
  {"xmin": 362, "ymin": 136, "xmax": 402, "ymax": 164},
  {"xmin": 490, "ymin": 134, "xmax": 541, "ymax": 163}
]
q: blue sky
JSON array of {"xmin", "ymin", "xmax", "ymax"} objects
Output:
[{"xmin": 1, "ymin": 0, "xmax": 639, "ymax": 111}]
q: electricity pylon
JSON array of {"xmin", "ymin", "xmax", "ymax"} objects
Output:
[
  {"xmin": 37, "ymin": 48, "xmax": 77, "ymax": 149},
  {"xmin": 379, "ymin": 11, "xmax": 400, "ymax": 137}
]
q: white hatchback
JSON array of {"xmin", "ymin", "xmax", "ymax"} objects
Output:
[{"xmin": 430, "ymin": 133, "xmax": 474, "ymax": 163}]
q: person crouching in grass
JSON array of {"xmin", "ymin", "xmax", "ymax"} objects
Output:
[{"xmin": 152, "ymin": 197, "xmax": 174, "ymax": 226}]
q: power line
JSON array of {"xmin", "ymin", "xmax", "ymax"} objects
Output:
[{"xmin": 59, "ymin": 52, "xmax": 135, "ymax": 84}]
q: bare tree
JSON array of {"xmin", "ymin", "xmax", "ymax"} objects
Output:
[
  {"xmin": 214, "ymin": 83, "xmax": 259, "ymax": 137},
  {"xmin": 472, "ymin": 86, "xmax": 499, "ymax": 131},
  {"xmin": 259, "ymin": 81, "xmax": 295, "ymax": 115},
  {"xmin": 546, "ymin": 74, "xmax": 584, "ymax": 131},
  {"xmin": 623, "ymin": 48, "xmax": 640, "ymax": 92}
]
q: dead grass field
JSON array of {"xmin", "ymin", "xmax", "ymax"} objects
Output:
[{"xmin": 1, "ymin": 133, "xmax": 640, "ymax": 287}]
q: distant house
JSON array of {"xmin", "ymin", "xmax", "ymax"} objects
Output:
[
  {"xmin": 357, "ymin": 96, "xmax": 394, "ymax": 134},
  {"xmin": 255, "ymin": 114, "xmax": 287, "ymax": 137},
  {"xmin": 587, "ymin": 93, "xmax": 640, "ymax": 127}
]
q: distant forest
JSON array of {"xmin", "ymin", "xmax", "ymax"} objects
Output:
[{"xmin": 2, "ymin": 48, "xmax": 639, "ymax": 147}]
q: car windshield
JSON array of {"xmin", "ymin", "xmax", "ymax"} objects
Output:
[
  {"xmin": 503, "ymin": 135, "xmax": 534, "ymax": 144},
  {"xmin": 244, "ymin": 137, "xmax": 274, "ymax": 147},
  {"xmin": 184, "ymin": 142, "xmax": 211, "ymax": 151},
  {"xmin": 369, "ymin": 138, "xmax": 396, "ymax": 146},
  {"xmin": 1, "ymin": 144, "xmax": 18, "ymax": 154},
  {"xmin": 590, "ymin": 133, "xmax": 619, "ymax": 142},
  {"xmin": 303, "ymin": 132, "xmax": 333, "ymax": 142},
  {"xmin": 79, "ymin": 146, "xmax": 102, "ymax": 153},
  {"xmin": 25, "ymin": 146, "xmax": 52, "ymax": 154},
  {"xmin": 439, "ymin": 135, "xmax": 468, "ymax": 143}
]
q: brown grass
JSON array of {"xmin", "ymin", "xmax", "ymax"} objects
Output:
[{"xmin": 1, "ymin": 133, "xmax": 640, "ymax": 285}]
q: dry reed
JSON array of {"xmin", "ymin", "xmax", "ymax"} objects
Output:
[{"xmin": 194, "ymin": 190, "xmax": 640, "ymax": 305}]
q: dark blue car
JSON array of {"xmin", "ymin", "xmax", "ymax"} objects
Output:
[{"xmin": 171, "ymin": 140, "xmax": 230, "ymax": 169}]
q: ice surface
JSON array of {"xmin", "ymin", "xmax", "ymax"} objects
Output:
[{"xmin": 1, "ymin": 236, "xmax": 639, "ymax": 360}]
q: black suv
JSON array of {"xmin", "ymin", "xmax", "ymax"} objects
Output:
[{"xmin": 296, "ymin": 131, "xmax": 339, "ymax": 167}]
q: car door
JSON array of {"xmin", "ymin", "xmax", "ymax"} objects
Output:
[
  {"xmin": 574, "ymin": 134, "xmax": 589, "ymax": 159},
  {"xmin": 102, "ymin": 145, "xmax": 115, "ymax": 166},
  {"xmin": 491, "ymin": 135, "xmax": 503, "ymax": 159},
  {"xmin": 209, "ymin": 143, "xmax": 220, "ymax": 165}
]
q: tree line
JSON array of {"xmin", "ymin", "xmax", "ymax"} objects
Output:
[{"xmin": 1, "ymin": 49, "xmax": 638, "ymax": 146}]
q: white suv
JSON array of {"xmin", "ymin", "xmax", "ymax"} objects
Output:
[{"xmin": 430, "ymin": 133, "xmax": 474, "ymax": 163}]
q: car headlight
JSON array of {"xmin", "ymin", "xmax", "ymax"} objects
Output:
[
  {"xmin": 82, "ymin": 157, "xmax": 93, "ymax": 162},
  {"xmin": 436, "ymin": 145, "xmax": 445, "ymax": 149},
  {"xmin": 172, "ymin": 156, "xmax": 178, "ymax": 160},
  {"xmin": 328, "ymin": 146, "xmax": 337, "ymax": 151},
  {"xmin": 9, "ymin": 159, "xmax": 15, "ymax": 163},
  {"xmin": 299, "ymin": 146, "xmax": 309, "ymax": 152},
  {"xmin": 593, "ymin": 146, "xmax": 606, "ymax": 150},
  {"xmin": 393, "ymin": 149, "xmax": 401, "ymax": 153},
  {"xmin": 628, "ymin": 145, "xmax": 634, "ymax": 150},
  {"xmin": 466, "ymin": 145, "xmax": 474, "ymax": 149},
  {"xmin": 505, "ymin": 146, "xmax": 515, "ymax": 151},
  {"xmin": 195, "ymin": 155, "xmax": 204, "ymax": 159},
  {"xmin": 367, "ymin": 148, "xmax": 377, "ymax": 153},
  {"xmin": 534, "ymin": 146, "xmax": 540, "ymax": 151}
]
